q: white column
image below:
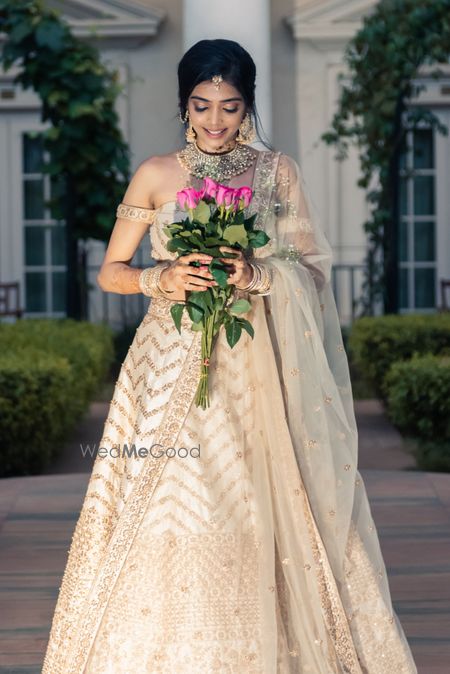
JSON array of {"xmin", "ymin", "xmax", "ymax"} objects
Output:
[{"xmin": 182, "ymin": 0, "xmax": 272, "ymax": 143}]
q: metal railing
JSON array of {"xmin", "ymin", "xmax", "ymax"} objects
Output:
[{"xmin": 331, "ymin": 264, "xmax": 365, "ymax": 325}]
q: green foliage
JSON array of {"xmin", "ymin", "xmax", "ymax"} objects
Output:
[
  {"xmin": 385, "ymin": 355, "xmax": 450, "ymax": 440},
  {"xmin": 0, "ymin": 0, "xmax": 130, "ymax": 241},
  {"xmin": 349, "ymin": 313, "xmax": 450, "ymax": 393},
  {"xmin": 0, "ymin": 318, "xmax": 114, "ymax": 476},
  {"xmin": 412, "ymin": 439, "xmax": 450, "ymax": 473},
  {"xmin": 0, "ymin": 349, "xmax": 72, "ymax": 476},
  {"xmin": 384, "ymin": 355, "xmax": 450, "ymax": 471},
  {"xmin": 321, "ymin": 0, "xmax": 450, "ymax": 312}
]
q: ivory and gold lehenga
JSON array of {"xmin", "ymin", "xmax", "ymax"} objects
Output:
[{"xmin": 42, "ymin": 150, "xmax": 418, "ymax": 674}]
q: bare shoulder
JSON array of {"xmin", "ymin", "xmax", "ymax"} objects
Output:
[{"xmin": 133, "ymin": 152, "xmax": 178, "ymax": 184}]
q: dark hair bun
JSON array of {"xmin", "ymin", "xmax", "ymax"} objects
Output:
[{"xmin": 178, "ymin": 39, "xmax": 256, "ymax": 117}]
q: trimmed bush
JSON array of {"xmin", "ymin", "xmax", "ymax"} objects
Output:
[
  {"xmin": 0, "ymin": 349, "xmax": 72, "ymax": 476},
  {"xmin": 349, "ymin": 314, "xmax": 450, "ymax": 394},
  {"xmin": 385, "ymin": 355, "xmax": 450, "ymax": 440},
  {"xmin": 413, "ymin": 440, "xmax": 450, "ymax": 473},
  {"xmin": 0, "ymin": 318, "xmax": 114, "ymax": 476},
  {"xmin": 384, "ymin": 355, "xmax": 450, "ymax": 472}
]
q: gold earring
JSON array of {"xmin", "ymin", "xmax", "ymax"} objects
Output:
[
  {"xmin": 236, "ymin": 113, "xmax": 256, "ymax": 144},
  {"xmin": 183, "ymin": 110, "xmax": 196, "ymax": 143}
]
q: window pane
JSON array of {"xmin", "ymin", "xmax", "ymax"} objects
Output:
[
  {"xmin": 50, "ymin": 176, "xmax": 66, "ymax": 220},
  {"xmin": 413, "ymin": 129, "xmax": 434, "ymax": 169},
  {"xmin": 399, "ymin": 267, "xmax": 409, "ymax": 309},
  {"xmin": 399, "ymin": 177, "xmax": 408, "ymax": 215},
  {"xmin": 399, "ymin": 219, "xmax": 408, "ymax": 262},
  {"xmin": 52, "ymin": 271, "xmax": 66, "ymax": 312},
  {"xmin": 413, "ymin": 176, "xmax": 434, "ymax": 216},
  {"xmin": 26, "ymin": 271, "xmax": 46, "ymax": 312},
  {"xmin": 414, "ymin": 268, "xmax": 435, "ymax": 309},
  {"xmin": 24, "ymin": 179, "xmax": 45, "ymax": 219},
  {"xmin": 25, "ymin": 226, "xmax": 46, "ymax": 266},
  {"xmin": 398, "ymin": 134, "xmax": 409, "ymax": 170},
  {"xmin": 51, "ymin": 225, "xmax": 66, "ymax": 265},
  {"xmin": 414, "ymin": 221, "xmax": 435, "ymax": 262},
  {"xmin": 23, "ymin": 133, "xmax": 44, "ymax": 174}
]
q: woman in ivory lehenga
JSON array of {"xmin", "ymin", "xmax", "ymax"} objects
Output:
[{"xmin": 42, "ymin": 39, "xmax": 418, "ymax": 674}]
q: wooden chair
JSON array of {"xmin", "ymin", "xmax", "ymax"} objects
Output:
[
  {"xmin": 440, "ymin": 279, "xmax": 450, "ymax": 311},
  {"xmin": 0, "ymin": 282, "xmax": 23, "ymax": 319}
]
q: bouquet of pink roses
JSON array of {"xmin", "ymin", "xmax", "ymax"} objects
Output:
[{"xmin": 163, "ymin": 177, "xmax": 270, "ymax": 409}]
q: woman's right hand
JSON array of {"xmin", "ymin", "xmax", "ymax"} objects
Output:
[{"xmin": 159, "ymin": 253, "xmax": 218, "ymax": 293}]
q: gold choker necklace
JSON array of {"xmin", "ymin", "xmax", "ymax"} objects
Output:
[{"xmin": 176, "ymin": 141, "xmax": 255, "ymax": 182}]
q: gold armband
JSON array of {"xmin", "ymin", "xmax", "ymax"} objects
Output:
[{"xmin": 116, "ymin": 203, "xmax": 156, "ymax": 224}]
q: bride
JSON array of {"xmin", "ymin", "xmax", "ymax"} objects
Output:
[{"xmin": 42, "ymin": 39, "xmax": 418, "ymax": 673}]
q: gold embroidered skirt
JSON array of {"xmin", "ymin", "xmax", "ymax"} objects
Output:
[{"xmin": 41, "ymin": 293, "xmax": 417, "ymax": 674}]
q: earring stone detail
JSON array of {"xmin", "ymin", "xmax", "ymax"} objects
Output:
[
  {"xmin": 179, "ymin": 109, "xmax": 189, "ymax": 124},
  {"xmin": 236, "ymin": 113, "xmax": 256, "ymax": 144},
  {"xmin": 211, "ymin": 74, "xmax": 223, "ymax": 90},
  {"xmin": 182, "ymin": 110, "xmax": 196, "ymax": 143}
]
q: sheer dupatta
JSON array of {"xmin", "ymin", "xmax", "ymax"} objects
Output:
[{"xmin": 245, "ymin": 151, "xmax": 417, "ymax": 672}]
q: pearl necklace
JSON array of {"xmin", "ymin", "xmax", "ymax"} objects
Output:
[{"xmin": 176, "ymin": 141, "xmax": 255, "ymax": 182}]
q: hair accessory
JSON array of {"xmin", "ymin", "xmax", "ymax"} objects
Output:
[
  {"xmin": 177, "ymin": 140, "xmax": 255, "ymax": 182},
  {"xmin": 211, "ymin": 74, "xmax": 223, "ymax": 90},
  {"xmin": 236, "ymin": 112, "xmax": 256, "ymax": 144}
]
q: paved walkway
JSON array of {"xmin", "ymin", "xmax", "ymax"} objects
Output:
[{"xmin": 0, "ymin": 400, "xmax": 449, "ymax": 673}]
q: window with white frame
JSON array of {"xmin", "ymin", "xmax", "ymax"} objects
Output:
[
  {"xmin": 398, "ymin": 126, "xmax": 437, "ymax": 311},
  {"xmin": 22, "ymin": 131, "xmax": 67, "ymax": 316}
]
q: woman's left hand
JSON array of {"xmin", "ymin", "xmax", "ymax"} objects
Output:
[{"xmin": 218, "ymin": 246, "xmax": 253, "ymax": 289}]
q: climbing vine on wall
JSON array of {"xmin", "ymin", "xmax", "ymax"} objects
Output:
[
  {"xmin": 0, "ymin": 0, "xmax": 130, "ymax": 317},
  {"xmin": 321, "ymin": 0, "xmax": 450, "ymax": 314}
]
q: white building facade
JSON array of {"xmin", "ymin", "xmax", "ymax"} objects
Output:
[{"xmin": 0, "ymin": 0, "xmax": 449, "ymax": 327}]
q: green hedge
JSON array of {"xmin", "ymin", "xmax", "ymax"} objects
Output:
[
  {"xmin": 385, "ymin": 355, "xmax": 450, "ymax": 440},
  {"xmin": 349, "ymin": 314, "xmax": 450, "ymax": 394},
  {"xmin": 385, "ymin": 355, "xmax": 450, "ymax": 472},
  {"xmin": 0, "ymin": 319, "xmax": 114, "ymax": 476}
]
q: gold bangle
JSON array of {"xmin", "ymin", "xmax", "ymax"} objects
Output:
[
  {"xmin": 139, "ymin": 263, "xmax": 172, "ymax": 298},
  {"xmin": 249, "ymin": 262, "xmax": 273, "ymax": 296}
]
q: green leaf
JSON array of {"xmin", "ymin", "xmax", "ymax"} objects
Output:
[
  {"xmin": 229, "ymin": 298, "xmax": 251, "ymax": 314},
  {"xmin": 225, "ymin": 318, "xmax": 242, "ymax": 348},
  {"xmin": 210, "ymin": 263, "xmax": 228, "ymax": 288},
  {"xmin": 68, "ymin": 101, "xmax": 97, "ymax": 118},
  {"xmin": 190, "ymin": 320, "xmax": 203, "ymax": 331},
  {"xmin": 186, "ymin": 299, "xmax": 204, "ymax": 323},
  {"xmin": 223, "ymin": 224, "xmax": 248, "ymax": 247},
  {"xmin": 189, "ymin": 290, "xmax": 213, "ymax": 315},
  {"xmin": 250, "ymin": 230, "xmax": 270, "ymax": 248},
  {"xmin": 170, "ymin": 303, "xmax": 185, "ymax": 334},
  {"xmin": 192, "ymin": 200, "xmax": 211, "ymax": 224},
  {"xmin": 236, "ymin": 317, "xmax": 254, "ymax": 339},
  {"xmin": 35, "ymin": 21, "xmax": 66, "ymax": 51}
]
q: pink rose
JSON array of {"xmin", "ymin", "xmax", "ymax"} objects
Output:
[
  {"xmin": 215, "ymin": 184, "xmax": 230, "ymax": 207},
  {"xmin": 236, "ymin": 186, "xmax": 253, "ymax": 209},
  {"xmin": 177, "ymin": 188, "xmax": 201, "ymax": 211},
  {"xmin": 201, "ymin": 177, "xmax": 219, "ymax": 200}
]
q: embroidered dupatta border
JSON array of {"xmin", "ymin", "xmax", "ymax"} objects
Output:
[
  {"xmin": 251, "ymin": 152, "xmax": 363, "ymax": 673},
  {"xmin": 63, "ymin": 330, "xmax": 203, "ymax": 674}
]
